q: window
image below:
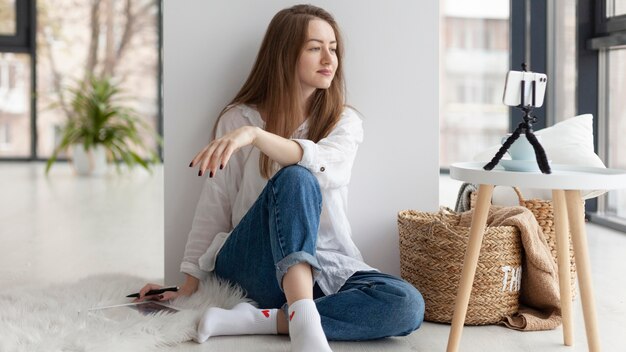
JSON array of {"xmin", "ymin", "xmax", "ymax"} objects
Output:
[
  {"xmin": 584, "ymin": 0, "xmax": 626, "ymax": 228},
  {"xmin": 0, "ymin": 0, "xmax": 31, "ymax": 159},
  {"xmin": 36, "ymin": 0, "xmax": 160, "ymax": 159},
  {"xmin": 0, "ymin": 122, "xmax": 10, "ymax": 149},
  {"xmin": 0, "ymin": 0, "xmax": 161, "ymax": 161},
  {"xmin": 0, "ymin": 0, "xmax": 16, "ymax": 36},
  {"xmin": 608, "ymin": 0, "xmax": 626, "ymax": 16},
  {"xmin": 440, "ymin": 0, "xmax": 510, "ymax": 168},
  {"xmin": 548, "ymin": 0, "xmax": 577, "ymax": 124},
  {"xmin": 0, "ymin": 53, "xmax": 30, "ymax": 156},
  {"xmin": 604, "ymin": 47, "xmax": 626, "ymax": 218}
]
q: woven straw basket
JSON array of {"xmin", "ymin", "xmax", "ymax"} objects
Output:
[
  {"xmin": 470, "ymin": 187, "xmax": 578, "ymax": 298},
  {"xmin": 398, "ymin": 208, "xmax": 522, "ymax": 325}
]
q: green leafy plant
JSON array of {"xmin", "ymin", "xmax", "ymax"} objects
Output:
[{"xmin": 45, "ymin": 76, "xmax": 162, "ymax": 174}]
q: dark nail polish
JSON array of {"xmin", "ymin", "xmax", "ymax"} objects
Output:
[
  {"xmin": 189, "ymin": 162, "xmax": 193, "ymax": 167},
  {"xmin": 198, "ymin": 170, "xmax": 203, "ymax": 176},
  {"xmin": 219, "ymin": 164, "xmax": 223, "ymax": 170},
  {"xmin": 209, "ymin": 171, "xmax": 214, "ymax": 178}
]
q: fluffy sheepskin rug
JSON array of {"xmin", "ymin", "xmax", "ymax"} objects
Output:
[{"xmin": 0, "ymin": 273, "xmax": 251, "ymax": 351}]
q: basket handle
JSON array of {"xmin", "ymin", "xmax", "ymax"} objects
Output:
[
  {"xmin": 427, "ymin": 215, "xmax": 464, "ymax": 239},
  {"xmin": 439, "ymin": 206, "xmax": 456, "ymax": 215},
  {"xmin": 513, "ymin": 187, "xmax": 525, "ymax": 204}
]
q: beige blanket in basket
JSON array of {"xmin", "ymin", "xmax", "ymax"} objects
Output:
[{"xmin": 459, "ymin": 205, "xmax": 562, "ymax": 331}]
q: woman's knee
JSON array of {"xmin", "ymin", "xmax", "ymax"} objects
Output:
[
  {"xmin": 272, "ymin": 165, "xmax": 320, "ymax": 196},
  {"xmin": 272, "ymin": 165, "xmax": 319, "ymax": 189},
  {"xmin": 386, "ymin": 280, "xmax": 425, "ymax": 336}
]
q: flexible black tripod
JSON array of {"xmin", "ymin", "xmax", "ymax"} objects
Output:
[{"xmin": 483, "ymin": 64, "xmax": 551, "ymax": 174}]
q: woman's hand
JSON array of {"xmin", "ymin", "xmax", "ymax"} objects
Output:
[
  {"xmin": 134, "ymin": 275, "xmax": 200, "ymax": 302},
  {"xmin": 190, "ymin": 126, "xmax": 259, "ymax": 177}
]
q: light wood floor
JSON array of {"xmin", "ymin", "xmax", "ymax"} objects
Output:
[{"xmin": 2, "ymin": 162, "xmax": 625, "ymax": 351}]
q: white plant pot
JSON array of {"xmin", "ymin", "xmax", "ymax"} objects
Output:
[{"xmin": 70, "ymin": 144, "xmax": 108, "ymax": 176}]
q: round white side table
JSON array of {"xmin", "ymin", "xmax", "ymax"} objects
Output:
[{"xmin": 446, "ymin": 162, "xmax": 626, "ymax": 352}]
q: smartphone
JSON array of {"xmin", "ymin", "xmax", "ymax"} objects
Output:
[{"xmin": 502, "ymin": 70, "xmax": 547, "ymax": 108}]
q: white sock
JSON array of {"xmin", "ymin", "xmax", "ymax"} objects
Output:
[
  {"xmin": 195, "ymin": 302, "xmax": 278, "ymax": 343},
  {"xmin": 288, "ymin": 299, "xmax": 332, "ymax": 352}
]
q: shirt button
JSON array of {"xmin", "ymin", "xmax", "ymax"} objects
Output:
[{"xmin": 320, "ymin": 166, "xmax": 326, "ymax": 172}]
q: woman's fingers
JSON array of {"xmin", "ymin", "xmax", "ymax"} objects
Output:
[
  {"xmin": 207, "ymin": 141, "xmax": 230, "ymax": 174},
  {"xmin": 220, "ymin": 142, "xmax": 236, "ymax": 169},
  {"xmin": 159, "ymin": 291, "xmax": 179, "ymax": 301},
  {"xmin": 191, "ymin": 126, "xmax": 255, "ymax": 176},
  {"xmin": 136, "ymin": 283, "xmax": 163, "ymax": 302},
  {"xmin": 189, "ymin": 144, "xmax": 210, "ymax": 168},
  {"xmin": 199, "ymin": 142, "xmax": 220, "ymax": 176},
  {"xmin": 193, "ymin": 140, "xmax": 232, "ymax": 177}
]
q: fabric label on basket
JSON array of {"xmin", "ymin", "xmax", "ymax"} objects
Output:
[{"xmin": 501, "ymin": 266, "xmax": 522, "ymax": 292}]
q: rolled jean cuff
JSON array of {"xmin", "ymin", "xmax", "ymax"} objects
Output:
[{"xmin": 275, "ymin": 251, "xmax": 322, "ymax": 292}]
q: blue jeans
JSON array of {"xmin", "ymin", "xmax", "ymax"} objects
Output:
[{"xmin": 214, "ymin": 165, "xmax": 425, "ymax": 341}]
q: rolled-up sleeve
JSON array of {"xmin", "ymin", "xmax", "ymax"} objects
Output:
[
  {"xmin": 292, "ymin": 108, "xmax": 363, "ymax": 189},
  {"xmin": 180, "ymin": 177, "xmax": 231, "ymax": 280}
]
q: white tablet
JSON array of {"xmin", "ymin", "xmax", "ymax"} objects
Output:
[{"xmin": 85, "ymin": 301, "xmax": 180, "ymax": 322}]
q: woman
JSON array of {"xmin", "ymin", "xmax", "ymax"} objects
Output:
[{"xmin": 136, "ymin": 4, "xmax": 424, "ymax": 351}]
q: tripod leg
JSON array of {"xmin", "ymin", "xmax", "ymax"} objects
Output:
[
  {"xmin": 483, "ymin": 128, "xmax": 522, "ymax": 170},
  {"xmin": 525, "ymin": 130, "xmax": 551, "ymax": 174}
]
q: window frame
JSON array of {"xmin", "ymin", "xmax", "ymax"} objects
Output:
[
  {"xmin": 510, "ymin": 0, "xmax": 548, "ymax": 131},
  {"xmin": 596, "ymin": 0, "xmax": 626, "ymax": 33},
  {"xmin": 0, "ymin": 0, "xmax": 28, "ymax": 48},
  {"xmin": 580, "ymin": 0, "xmax": 626, "ymax": 232}
]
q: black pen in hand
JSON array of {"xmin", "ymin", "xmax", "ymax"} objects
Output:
[{"xmin": 126, "ymin": 286, "xmax": 179, "ymax": 298}]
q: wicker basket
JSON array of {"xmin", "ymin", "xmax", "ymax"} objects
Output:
[
  {"xmin": 398, "ymin": 208, "xmax": 522, "ymax": 325},
  {"xmin": 470, "ymin": 187, "xmax": 578, "ymax": 298}
]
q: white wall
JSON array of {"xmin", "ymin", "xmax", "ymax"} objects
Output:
[{"xmin": 164, "ymin": 0, "xmax": 439, "ymax": 285}]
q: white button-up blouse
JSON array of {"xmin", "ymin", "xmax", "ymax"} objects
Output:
[{"xmin": 181, "ymin": 104, "xmax": 377, "ymax": 295}]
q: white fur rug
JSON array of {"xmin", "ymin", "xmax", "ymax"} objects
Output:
[{"xmin": 0, "ymin": 273, "xmax": 251, "ymax": 351}]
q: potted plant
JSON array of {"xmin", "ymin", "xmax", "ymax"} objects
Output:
[{"xmin": 45, "ymin": 76, "xmax": 162, "ymax": 176}]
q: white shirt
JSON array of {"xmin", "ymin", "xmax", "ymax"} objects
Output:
[{"xmin": 181, "ymin": 104, "xmax": 377, "ymax": 295}]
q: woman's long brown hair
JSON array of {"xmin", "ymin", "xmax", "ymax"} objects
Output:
[{"xmin": 212, "ymin": 4, "xmax": 345, "ymax": 179}]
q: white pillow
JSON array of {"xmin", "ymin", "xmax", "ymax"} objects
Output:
[{"xmin": 473, "ymin": 114, "xmax": 607, "ymax": 204}]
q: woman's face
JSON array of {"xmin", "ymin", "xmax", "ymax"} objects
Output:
[{"xmin": 297, "ymin": 19, "xmax": 338, "ymax": 98}]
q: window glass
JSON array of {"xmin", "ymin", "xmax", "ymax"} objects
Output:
[
  {"xmin": 606, "ymin": 47, "xmax": 626, "ymax": 218},
  {"xmin": 608, "ymin": 0, "xmax": 626, "ymax": 17},
  {"xmin": 36, "ymin": 0, "xmax": 159, "ymax": 158},
  {"xmin": 440, "ymin": 0, "xmax": 510, "ymax": 167},
  {"xmin": 552, "ymin": 0, "xmax": 577, "ymax": 123},
  {"xmin": 0, "ymin": 0, "xmax": 16, "ymax": 36},
  {"xmin": 0, "ymin": 52, "xmax": 30, "ymax": 157}
]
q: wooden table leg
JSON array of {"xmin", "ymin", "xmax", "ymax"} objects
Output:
[
  {"xmin": 565, "ymin": 190, "xmax": 601, "ymax": 352},
  {"xmin": 446, "ymin": 184, "xmax": 494, "ymax": 352},
  {"xmin": 552, "ymin": 190, "xmax": 573, "ymax": 346}
]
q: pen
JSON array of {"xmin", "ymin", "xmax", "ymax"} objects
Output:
[{"xmin": 126, "ymin": 286, "xmax": 179, "ymax": 298}]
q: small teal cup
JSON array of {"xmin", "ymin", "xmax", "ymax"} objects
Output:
[{"xmin": 501, "ymin": 134, "xmax": 541, "ymax": 160}]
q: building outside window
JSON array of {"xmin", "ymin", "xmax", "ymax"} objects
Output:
[
  {"xmin": 0, "ymin": 0, "xmax": 16, "ymax": 35},
  {"xmin": 0, "ymin": 53, "xmax": 30, "ymax": 157},
  {"xmin": 440, "ymin": 0, "xmax": 510, "ymax": 168},
  {"xmin": 549, "ymin": 0, "xmax": 577, "ymax": 124}
]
